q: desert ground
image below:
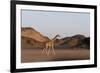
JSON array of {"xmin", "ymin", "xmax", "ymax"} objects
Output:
[
  {"xmin": 21, "ymin": 27, "xmax": 90, "ymax": 63},
  {"xmin": 21, "ymin": 48, "xmax": 90, "ymax": 63}
]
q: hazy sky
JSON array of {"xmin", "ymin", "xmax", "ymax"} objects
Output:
[{"xmin": 21, "ymin": 10, "xmax": 90, "ymax": 39}]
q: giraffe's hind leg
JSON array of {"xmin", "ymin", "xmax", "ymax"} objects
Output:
[
  {"xmin": 42, "ymin": 48, "xmax": 45, "ymax": 54},
  {"xmin": 47, "ymin": 47, "xmax": 51, "ymax": 56},
  {"xmin": 42, "ymin": 44, "xmax": 49, "ymax": 55},
  {"xmin": 52, "ymin": 48, "xmax": 56, "ymax": 55},
  {"xmin": 45, "ymin": 47, "xmax": 48, "ymax": 55},
  {"xmin": 42, "ymin": 48, "xmax": 48, "ymax": 55}
]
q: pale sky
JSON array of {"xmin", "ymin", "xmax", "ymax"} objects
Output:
[{"xmin": 21, "ymin": 10, "xmax": 90, "ymax": 39}]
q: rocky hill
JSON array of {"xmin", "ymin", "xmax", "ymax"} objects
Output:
[{"xmin": 21, "ymin": 27, "xmax": 90, "ymax": 49}]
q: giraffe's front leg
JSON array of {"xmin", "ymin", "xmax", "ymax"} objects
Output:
[
  {"xmin": 47, "ymin": 46, "xmax": 51, "ymax": 56},
  {"xmin": 45, "ymin": 46, "xmax": 48, "ymax": 55},
  {"xmin": 52, "ymin": 44, "xmax": 56, "ymax": 55}
]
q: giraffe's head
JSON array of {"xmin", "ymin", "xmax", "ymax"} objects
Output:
[
  {"xmin": 56, "ymin": 34, "xmax": 60, "ymax": 38},
  {"xmin": 52, "ymin": 34, "xmax": 60, "ymax": 40}
]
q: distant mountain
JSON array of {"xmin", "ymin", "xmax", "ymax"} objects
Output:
[
  {"xmin": 21, "ymin": 36, "xmax": 45, "ymax": 49},
  {"xmin": 21, "ymin": 27, "xmax": 90, "ymax": 49},
  {"xmin": 21, "ymin": 27, "xmax": 49, "ymax": 43},
  {"xmin": 79, "ymin": 37, "xmax": 90, "ymax": 49},
  {"xmin": 56, "ymin": 34, "xmax": 85, "ymax": 45},
  {"xmin": 55, "ymin": 34, "xmax": 90, "ymax": 49},
  {"xmin": 21, "ymin": 27, "xmax": 49, "ymax": 49},
  {"xmin": 63, "ymin": 35, "xmax": 85, "ymax": 48}
]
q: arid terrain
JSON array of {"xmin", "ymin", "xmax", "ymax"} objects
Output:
[
  {"xmin": 21, "ymin": 27, "xmax": 90, "ymax": 63},
  {"xmin": 21, "ymin": 48, "xmax": 90, "ymax": 63}
]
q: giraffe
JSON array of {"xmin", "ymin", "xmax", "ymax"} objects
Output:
[{"xmin": 42, "ymin": 34, "xmax": 60, "ymax": 55}]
